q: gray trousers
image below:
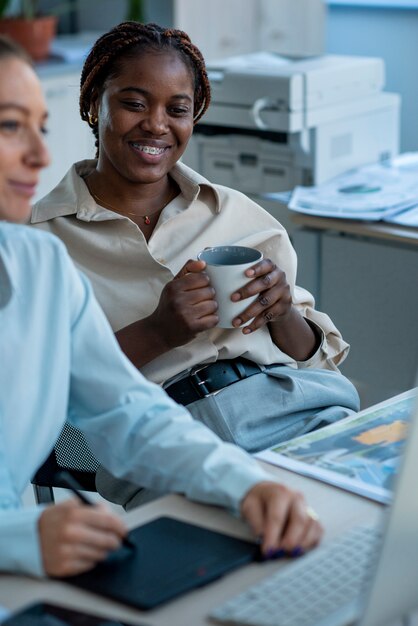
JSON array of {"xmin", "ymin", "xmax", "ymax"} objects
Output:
[{"xmin": 96, "ymin": 366, "xmax": 360, "ymax": 510}]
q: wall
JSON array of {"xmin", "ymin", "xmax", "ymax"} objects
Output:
[
  {"xmin": 75, "ymin": 0, "xmax": 173, "ymax": 32},
  {"xmin": 326, "ymin": 4, "xmax": 418, "ymax": 152}
]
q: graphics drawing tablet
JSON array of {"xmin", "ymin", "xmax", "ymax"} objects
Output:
[{"xmin": 63, "ymin": 516, "xmax": 258, "ymax": 610}]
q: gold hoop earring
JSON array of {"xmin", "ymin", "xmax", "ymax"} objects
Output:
[{"xmin": 88, "ymin": 112, "xmax": 98, "ymax": 126}]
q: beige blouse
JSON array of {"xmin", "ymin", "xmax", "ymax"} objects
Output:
[{"xmin": 31, "ymin": 160, "xmax": 350, "ymax": 385}]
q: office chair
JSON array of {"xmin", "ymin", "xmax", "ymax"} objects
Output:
[{"xmin": 31, "ymin": 422, "xmax": 100, "ymax": 504}]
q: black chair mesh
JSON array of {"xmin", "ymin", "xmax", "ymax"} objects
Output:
[
  {"xmin": 55, "ymin": 422, "xmax": 99, "ymax": 472},
  {"xmin": 32, "ymin": 422, "xmax": 100, "ymax": 493}
]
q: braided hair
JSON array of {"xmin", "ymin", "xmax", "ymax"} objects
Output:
[{"xmin": 80, "ymin": 21, "xmax": 211, "ymax": 155}]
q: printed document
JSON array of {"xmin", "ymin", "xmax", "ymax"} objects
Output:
[
  {"xmin": 256, "ymin": 389, "xmax": 417, "ymax": 504},
  {"xmin": 267, "ymin": 153, "xmax": 418, "ymax": 224}
]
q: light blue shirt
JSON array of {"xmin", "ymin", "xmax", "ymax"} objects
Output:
[{"xmin": 0, "ymin": 223, "xmax": 267, "ymax": 577}]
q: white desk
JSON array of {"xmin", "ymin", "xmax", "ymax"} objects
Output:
[{"xmin": 0, "ymin": 461, "xmax": 382, "ymax": 626}]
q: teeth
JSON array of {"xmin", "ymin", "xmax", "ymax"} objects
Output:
[{"xmin": 133, "ymin": 144, "xmax": 165, "ymax": 155}]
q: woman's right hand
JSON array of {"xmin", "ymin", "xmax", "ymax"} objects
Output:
[
  {"xmin": 148, "ymin": 259, "xmax": 219, "ymax": 349},
  {"xmin": 115, "ymin": 259, "xmax": 218, "ymax": 368},
  {"xmin": 38, "ymin": 499, "xmax": 128, "ymax": 577}
]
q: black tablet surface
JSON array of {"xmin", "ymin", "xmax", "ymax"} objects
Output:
[
  {"xmin": 64, "ymin": 516, "xmax": 258, "ymax": 610},
  {"xmin": 2, "ymin": 602, "xmax": 147, "ymax": 625}
]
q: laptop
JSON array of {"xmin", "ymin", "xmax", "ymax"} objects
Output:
[
  {"xmin": 210, "ymin": 387, "xmax": 418, "ymax": 626},
  {"xmin": 357, "ymin": 387, "xmax": 418, "ymax": 626}
]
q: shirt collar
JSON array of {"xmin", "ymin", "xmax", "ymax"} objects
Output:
[
  {"xmin": 170, "ymin": 161, "xmax": 221, "ymax": 213},
  {"xmin": 31, "ymin": 159, "xmax": 221, "ymax": 225}
]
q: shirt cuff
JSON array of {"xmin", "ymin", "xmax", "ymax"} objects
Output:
[
  {"xmin": 187, "ymin": 445, "xmax": 270, "ymax": 516},
  {"xmin": 0, "ymin": 506, "xmax": 45, "ymax": 576},
  {"xmin": 225, "ymin": 468, "xmax": 271, "ymax": 515},
  {"xmin": 296, "ymin": 318, "xmax": 329, "ymax": 369}
]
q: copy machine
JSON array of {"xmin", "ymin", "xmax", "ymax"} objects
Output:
[{"xmin": 182, "ymin": 52, "xmax": 400, "ymax": 228}]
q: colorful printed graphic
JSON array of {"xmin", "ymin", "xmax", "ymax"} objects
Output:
[{"xmin": 257, "ymin": 393, "xmax": 416, "ymax": 503}]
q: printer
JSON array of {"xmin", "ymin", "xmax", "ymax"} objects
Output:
[{"xmin": 183, "ymin": 52, "xmax": 400, "ymax": 224}]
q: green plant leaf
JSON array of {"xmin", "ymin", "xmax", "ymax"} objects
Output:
[
  {"xmin": 22, "ymin": 0, "xmax": 37, "ymax": 19},
  {"xmin": 126, "ymin": 0, "xmax": 144, "ymax": 22},
  {"xmin": 0, "ymin": 0, "xmax": 10, "ymax": 18}
]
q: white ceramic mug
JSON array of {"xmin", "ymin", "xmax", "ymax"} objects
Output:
[{"xmin": 198, "ymin": 245, "xmax": 263, "ymax": 328}]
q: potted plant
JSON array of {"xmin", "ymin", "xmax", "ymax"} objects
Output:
[
  {"xmin": 0, "ymin": 0, "xmax": 71, "ymax": 61},
  {"xmin": 126, "ymin": 0, "xmax": 144, "ymax": 22}
]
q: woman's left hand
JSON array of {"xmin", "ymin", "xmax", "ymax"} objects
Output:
[
  {"xmin": 241, "ymin": 481, "xmax": 323, "ymax": 557},
  {"xmin": 231, "ymin": 258, "xmax": 292, "ymax": 333}
]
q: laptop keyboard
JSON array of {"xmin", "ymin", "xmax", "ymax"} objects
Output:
[{"xmin": 209, "ymin": 525, "xmax": 379, "ymax": 626}]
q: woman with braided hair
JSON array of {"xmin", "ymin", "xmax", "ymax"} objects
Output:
[
  {"xmin": 0, "ymin": 33, "xmax": 324, "ymax": 576},
  {"xmin": 32, "ymin": 22, "xmax": 359, "ymax": 510}
]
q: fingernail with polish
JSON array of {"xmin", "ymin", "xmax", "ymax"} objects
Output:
[
  {"xmin": 271, "ymin": 548, "xmax": 286, "ymax": 559},
  {"xmin": 265, "ymin": 548, "xmax": 286, "ymax": 560},
  {"xmin": 290, "ymin": 546, "xmax": 304, "ymax": 557}
]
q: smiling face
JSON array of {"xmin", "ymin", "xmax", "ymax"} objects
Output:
[
  {"xmin": 92, "ymin": 49, "xmax": 195, "ymax": 190},
  {"xmin": 0, "ymin": 57, "xmax": 50, "ymax": 223}
]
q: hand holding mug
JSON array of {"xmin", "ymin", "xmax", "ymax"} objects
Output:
[
  {"xmin": 148, "ymin": 259, "xmax": 219, "ymax": 349},
  {"xmin": 230, "ymin": 257, "xmax": 293, "ymax": 334}
]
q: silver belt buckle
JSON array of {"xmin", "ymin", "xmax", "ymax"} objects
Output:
[{"xmin": 189, "ymin": 363, "xmax": 219, "ymax": 398}]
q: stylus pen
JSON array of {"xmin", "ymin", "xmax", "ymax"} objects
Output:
[{"xmin": 56, "ymin": 471, "xmax": 135, "ymax": 550}]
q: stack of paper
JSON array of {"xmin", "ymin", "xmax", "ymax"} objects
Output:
[{"xmin": 272, "ymin": 153, "xmax": 418, "ymax": 225}]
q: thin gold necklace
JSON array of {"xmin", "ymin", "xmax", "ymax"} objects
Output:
[{"xmin": 91, "ymin": 190, "xmax": 170, "ymax": 225}]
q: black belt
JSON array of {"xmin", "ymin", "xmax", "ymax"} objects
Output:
[{"xmin": 164, "ymin": 358, "xmax": 263, "ymax": 406}]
